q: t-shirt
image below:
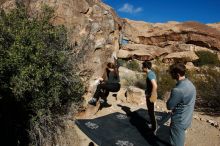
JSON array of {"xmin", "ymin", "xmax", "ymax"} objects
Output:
[
  {"xmin": 107, "ymin": 71, "xmax": 120, "ymax": 84},
  {"xmin": 145, "ymin": 70, "xmax": 156, "ymax": 95},
  {"xmin": 166, "ymin": 78, "xmax": 196, "ymax": 129}
]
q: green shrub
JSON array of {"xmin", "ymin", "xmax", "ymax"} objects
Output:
[
  {"xmin": 134, "ymin": 74, "xmax": 146, "ymax": 89},
  {"xmin": 187, "ymin": 68, "xmax": 220, "ymax": 108},
  {"xmin": 154, "ymin": 69, "xmax": 176, "ymax": 99},
  {"xmin": 117, "ymin": 58, "xmax": 127, "ymax": 67},
  {"xmin": 195, "ymin": 51, "xmax": 220, "ymax": 66},
  {"xmin": 123, "ymin": 73, "xmax": 146, "ymax": 89},
  {"xmin": 126, "ymin": 60, "xmax": 141, "ymax": 71},
  {"xmin": 118, "ymin": 59, "xmax": 141, "ymax": 71},
  {"xmin": 0, "ymin": 5, "xmax": 84, "ymax": 145}
]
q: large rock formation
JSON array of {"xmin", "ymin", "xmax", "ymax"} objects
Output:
[
  {"xmin": 162, "ymin": 51, "xmax": 199, "ymax": 63},
  {"xmin": 1, "ymin": 0, "xmax": 220, "ymax": 93},
  {"xmin": 119, "ymin": 19, "xmax": 220, "ymax": 63},
  {"xmin": 118, "ymin": 44, "xmax": 171, "ymax": 60},
  {"xmin": 123, "ymin": 20, "xmax": 220, "ymax": 51}
]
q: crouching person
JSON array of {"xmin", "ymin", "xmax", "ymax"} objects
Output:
[{"xmin": 88, "ymin": 61, "xmax": 120, "ymax": 107}]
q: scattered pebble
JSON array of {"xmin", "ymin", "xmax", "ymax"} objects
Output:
[{"xmin": 193, "ymin": 115, "xmax": 220, "ymax": 130}]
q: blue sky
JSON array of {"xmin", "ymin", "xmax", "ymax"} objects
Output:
[{"xmin": 102, "ymin": 0, "xmax": 220, "ymax": 23}]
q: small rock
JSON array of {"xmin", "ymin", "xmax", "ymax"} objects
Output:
[
  {"xmin": 193, "ymin": 115, "xmax": 200, "ymax": 120},
  {"xmin": 207, "ymin": 119, "xmax": 215, "ymax": 124},
  {"xmin": 200, "ymin": 117, "xmax": 206, "ymax": 121},
  {"xmin": 213, "ymin": 122, "xmax": 219, "ymax": 128}
]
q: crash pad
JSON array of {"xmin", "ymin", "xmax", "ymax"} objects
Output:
[{"xmin": 76, "ymin": 106, "xmax": 171, "ymax": 146}]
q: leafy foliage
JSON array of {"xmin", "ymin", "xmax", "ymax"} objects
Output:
[
  {"xmin": 187, "ymin": 68, "xmax": 220, "ymax": 110},
  {"xmin": 123, "ymin": 73, "xmax": 146, "ymax": 89},
  {"xmin": 195, "ymin": 51, "xmax": 220, "ymax": 66},
  {"xmin": 154, "ymin": 68, "xmax": 176, "ymax": 99},
  {"xmin": 0, "ymin": 5, "xmax": 84, "ymax": 145},
  {"xmin": 127, "ymin": 60, "xmax": 141, "ymax": 71},
  {"xmin": 117, "ymin": 58, "xmax": 127, "ymax": 67},
  {"xmin": 118, "ymin": 59, "xmax": 141, "ymax": 71}
]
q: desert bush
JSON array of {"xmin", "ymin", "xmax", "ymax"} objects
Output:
[
  {"xmin": 134, "ymin": 73, "xmax": 146, "ymax": 89},
  {"xmin": 118, "ymin": 59, "xmax": 141, "ymax": 71},
  {"xmin": 123, "ymin": 73, "xmax": 145, "ymax": 89},
  {"xmin": 0, "ymin": 5, "xmax": 84, "ymax": 145},
  {"xmin": 127, "ymin": 60, "xmax": 141, "ymax": 71},
  {"xmin": 117, "ymin": 58, "xmax": 127, "ymax": 67},
  {"xmin": 195, "ymin": 51, "xmax": 220, "ymax": 66},
  {"xmin": 187, "ymin": 67, "xmax": 220, "ymax": 109},
  {"xmin": 154, "ymin": 68, "xmax": 176, "ymax": 99},
  {"xmin": 156, "ymin": 66, "xmax": 220, "ymax": 108}
]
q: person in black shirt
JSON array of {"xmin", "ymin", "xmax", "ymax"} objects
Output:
[{"xmin": 88, "ymin": 61, "xmax": 120, "ymax": 107}]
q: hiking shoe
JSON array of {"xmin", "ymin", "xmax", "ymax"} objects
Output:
[
  {"xmin": 88, "ymin": 98, "xmax": 97, "ymax": 106},
  {"xmin": 101, "ymin": 102, "xmax": 112, "ymax": 108},
  {"xmin": 100, "ymin": 99, "xmax": 112, "ymax": 108}
]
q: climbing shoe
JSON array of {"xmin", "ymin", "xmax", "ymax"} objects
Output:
[
  {"xmin": 100, "ymin": 99, "xmax": 112, "ymax": 108},
  {"xmin": 88, "ymin": 98, "xmax": 97, "ymax": 106}
]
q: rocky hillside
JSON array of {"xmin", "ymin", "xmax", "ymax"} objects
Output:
[
  {"xmin": 119, "ymin": 19, "xmax": 220, "ymax": 62},
  {"xmin": 1, "ymin": 0, "xmax": 220, "ymax": 93}
]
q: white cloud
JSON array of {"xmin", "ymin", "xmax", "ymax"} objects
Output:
[{"xmin": 118, "ymin": 3, "xmax": 143, "ymax": 14}]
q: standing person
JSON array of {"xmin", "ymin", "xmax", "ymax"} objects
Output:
[
  {"xmin": 88, "ymin": 61, "xmax": 120, "ymax": 107},
  {"xmin": 167, "ymin": 63, "xmax": 196, "ymax": 146},
  {"xmin": 142, "ymin": 61, "xmax": 158, "ymax": 134}
]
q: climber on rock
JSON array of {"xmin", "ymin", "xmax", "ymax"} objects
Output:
[{"xmin": 88, "ymin": 59, "xmax": 120, "ymax": 107}]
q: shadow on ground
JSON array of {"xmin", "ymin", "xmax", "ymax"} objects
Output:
[{"xmin": 76, "ymin": 104, "xmax": 171, "ymax": 146}]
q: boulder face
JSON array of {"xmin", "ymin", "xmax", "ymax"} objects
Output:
[
  {"xmin": 162, "ymin": 51, "xmax": 199, "ymax": 63},
  {"xmin": 125, "ymin": 86, "xmax": 146, "ymax": 105},
  {"xmin": 118, "ymin": 44, "xmax": 171, "ymax": 60}
]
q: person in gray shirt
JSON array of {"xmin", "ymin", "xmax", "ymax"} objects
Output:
[{"xmin": 167, "ymin": 63, "xmax": 196, "ymax": 146}]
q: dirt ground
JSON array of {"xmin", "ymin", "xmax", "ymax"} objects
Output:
[{"xmin": 74, "ymin": 95, "xmax": 220, "ymax": 146}]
